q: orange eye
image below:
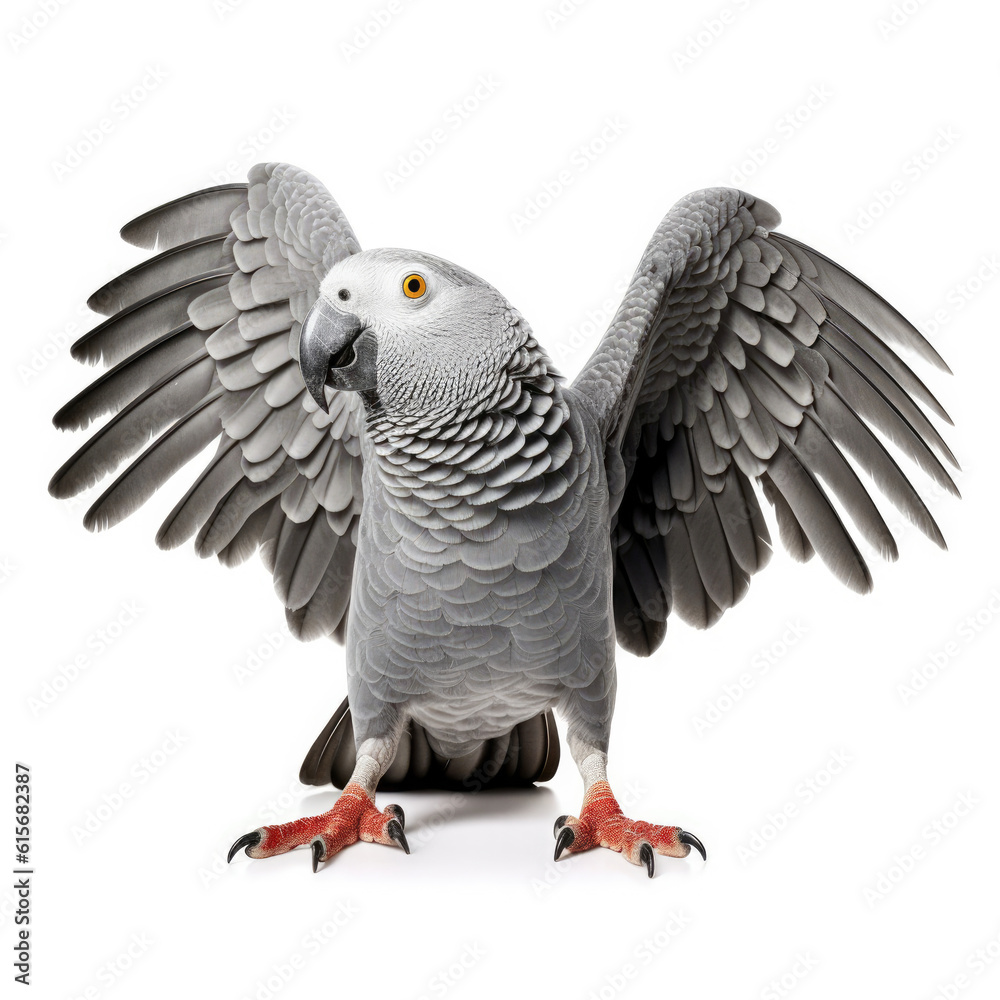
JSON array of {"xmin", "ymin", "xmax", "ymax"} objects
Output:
[{"xmin": 402, "ymin": 273, "xmax": 426, "ymax": 298}]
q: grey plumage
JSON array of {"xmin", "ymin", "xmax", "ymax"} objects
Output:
[
  {"xmin": 51, "ymin": 163, "xmax": 956, "ymax": 805},
  {"xmin": 299, "ymin": 697, "xmax": 560, "ymax": 790},
  {"xmin": 88, "ymin": 236, "xmax": 234, "ymax": 316},
  {"xmin": 50, "ymin": 351, "xmax": 218, "ymax": 501},
  {"xmin": 119, "ymin": 184, "xmax": 247, "ymax": 251},
  {"xmin": 72, "ymin": 272, "xmax": 234, "ymax": 367},
  {"xmin": 54, "ymin": 322, "xmax": 207, "ymax": 432}
]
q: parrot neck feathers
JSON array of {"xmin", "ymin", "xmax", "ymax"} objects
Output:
[{"xmin": 365, "ymin": 345, "xmax": 576, "ymax": 522}]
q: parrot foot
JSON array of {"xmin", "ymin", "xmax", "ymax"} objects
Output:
[
  {"xmin": 552, "ymin": 780, "xmax": 705, "ymax": 877},
  {"xmin": 227, "ymin": 782, "xmax": 408, "ymax": 872}
]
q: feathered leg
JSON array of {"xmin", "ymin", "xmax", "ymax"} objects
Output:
[
  {"xmin": 555, "ymin": 685, "xmax": 706, "ymax": 877},
  {"xmin": 228, "ymin": 712, "xmax": 409, "ymax": 873}
]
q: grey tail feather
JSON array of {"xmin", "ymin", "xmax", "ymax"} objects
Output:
[{"xmin": 299, "ymin": 698, "xmax": 561, "ymax": 791}]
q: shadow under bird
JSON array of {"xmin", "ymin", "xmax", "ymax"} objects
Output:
[{"xmin": 50, "ymin": 162, "xmax": 958, "ymax": 875}]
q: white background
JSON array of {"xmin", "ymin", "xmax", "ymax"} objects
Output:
[{"xmin": 3, "ymin": 0, "xmax": 999, "ymax": 997}]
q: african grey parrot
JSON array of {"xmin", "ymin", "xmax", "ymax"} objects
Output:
[{"xmin": 50, "ymin": 162, "xmax": 956, "ymax": 875}]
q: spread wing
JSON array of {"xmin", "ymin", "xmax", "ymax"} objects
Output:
[
  {"xmin": 50, "ymin": 162, "xmax": 365, "ymax": 641},
  {"xmin": 573, "ymin": 188, "xmax": 958, "ymax": 655}
]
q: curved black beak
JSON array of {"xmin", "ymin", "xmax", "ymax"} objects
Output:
[{"xmin": 298, "ymin": 298, "xmax": 377, "ymax": 412}]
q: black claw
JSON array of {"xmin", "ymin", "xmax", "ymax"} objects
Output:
[
  {"xmin": 387, "ymin": 818, "xmax": 410, "ymax": 855},
  {"xmin": 227, "ymin": 831, "xmax": 261, "ymax": 864},
  {"xmin": 553, "ymin": 815, "xmax": 569, "ymax": 838},
  {"xmin": 554, "ymin": 825, "xmax": 575, "ymax": 861},
  {"xmin": 679, "ymin": 830, "xmax": 707, "ymax": 861},
  {"xmin": 311, "ymin": 839, "xmax": 324, "ymax": 874},
  {"xmin": 639, "ymin": 842, "xmax": 655, "ymax": 878},
  {"xmin": 389, "ymin": 804, "xmax": 405, "ymax": 829}
]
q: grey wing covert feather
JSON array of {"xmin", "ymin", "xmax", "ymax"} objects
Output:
[{"xmin": 573, "ymin": 188, "xmax": 958, "ymax": 656}]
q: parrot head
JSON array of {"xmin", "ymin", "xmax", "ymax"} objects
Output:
[{"xmin": 299, "ymin": 248, "xmax": 534, "ymax": 425}]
